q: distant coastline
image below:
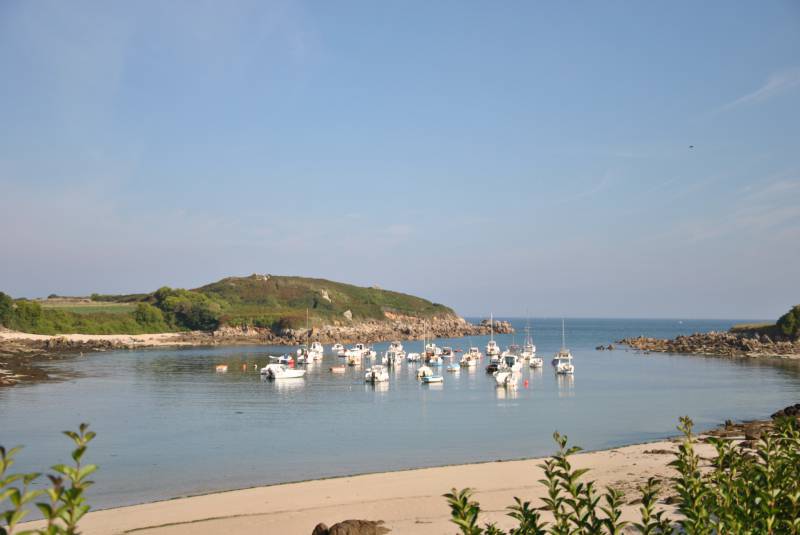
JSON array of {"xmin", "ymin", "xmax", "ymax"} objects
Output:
[{"xmin": 0, "ymin": 315, "xmax": 513, "ymax": 387}]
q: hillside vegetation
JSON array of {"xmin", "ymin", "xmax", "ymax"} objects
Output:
[
  {"xmin": 731, "ymin": 304, "xmax": 800, "ymax": 339},
  {"xmin": 0, "ymin": 274, "xmax": 456, "ymax": 335}
]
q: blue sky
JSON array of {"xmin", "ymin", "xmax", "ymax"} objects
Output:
[{"xmin": 1, "ymin": 1, "xmax": 799, "ymax": 318}]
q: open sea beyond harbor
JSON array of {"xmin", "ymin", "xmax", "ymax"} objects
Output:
[{"xmin": 2, "ymin": 318, "xmax": 799, "ymax": 510}]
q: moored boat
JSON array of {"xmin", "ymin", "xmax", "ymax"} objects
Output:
[
  {"xmin": 365, "ymin": 365, "xmax": 389, "ymax": 383},
  {"xmin": 422, "ymin": 375, "xmax": 443, "ymax": 384},
  {"xmin": 260, "ymin": 363, "xmax": 306, "ymax": 379}
]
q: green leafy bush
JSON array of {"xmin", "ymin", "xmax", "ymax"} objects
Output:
[
  {"xmin": 777, "ymin": 305, "xmax": 800, "ymax": 338},
  {"xmin": 1, "ymin": 424, "xmax": 96, "ymax": 535},
  {"xmin": 445, "ymin": 416, "xmax": 800, "ymax": 534}
]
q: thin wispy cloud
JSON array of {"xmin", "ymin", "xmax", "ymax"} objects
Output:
[{"xmin": 719, "ymin": 67, "xmax": 800, "ymax": 112}]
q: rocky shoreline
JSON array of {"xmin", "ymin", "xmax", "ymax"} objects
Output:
[
  {"xmin": 617, "ymin": 331, "xmax": 800, "ymax": 359},
  {"xmin": 0, "ymin": 316, "xmax": 513, "ymax": 387}
]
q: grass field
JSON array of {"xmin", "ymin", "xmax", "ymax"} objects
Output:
[{"xmin": 37, "ymin": 301, "xmax": 137, "ymax": 315}]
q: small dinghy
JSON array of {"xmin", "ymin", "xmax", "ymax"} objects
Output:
[
  {"xmin": 329, "ymin": 365, "xmax": 346, "ymax": 374},
  {"xmin": 446, "ymin": 363, "xmax": 459, "ymax": 372},
  {"xmin": 422, "ymin": 375, "xmax": 443, "ymax": 384}
]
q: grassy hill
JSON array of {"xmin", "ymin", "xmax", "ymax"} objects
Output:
[
  {"xmin": 0, "ymin": 274, "xmax": 457, "ymax": 335},
  {"xmin": 197, "ymin": 274, "xmax": 454, "ymax": 327}
]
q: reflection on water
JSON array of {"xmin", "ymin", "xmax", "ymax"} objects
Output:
[
  {"xmin": 557, "ymin": 374, "xmax": 575, "ymax": 397},
  {"xmin": 1, "ymin": 318, "xmax": 799, "ymax": 511}
]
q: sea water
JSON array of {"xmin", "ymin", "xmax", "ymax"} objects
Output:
[{"xmin": 1, "ymin": 318, "xmax": 798, "ymax": 509}]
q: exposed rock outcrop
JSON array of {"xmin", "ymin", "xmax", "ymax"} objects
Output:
[{"xmin": 618, "ymin": 332, "xmax": 800, "ymax": 359}]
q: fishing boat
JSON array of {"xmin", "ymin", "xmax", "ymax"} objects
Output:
[
  {"xmin": 346, "ymin": 354, "xmax": 361, "ymax": 366},
  {"xmin": 493, "ymin": 369, "xmax": 516, "ymax": 387},
  {"xmin": 388, "ymin": 341, "xmax": 404, "ymax": 353},
  {"xmin": 382, "ymin": 350, "xmax": 404, "ymax": 366},
  {"xmin": 329, "ymin": 364, "xmax": 346, "ymax": 373},
  {"xmin": 331, "ymin": 343, "xmax": 345, "ymax": 355},
  {"xmin": 441, "ymin": 346, "xmax": 455, "ymax": 357},
  {"xmin": 309, "ymin": 341, "xmax": 324, "ymax": 361},
  {"xmin": 486, "ymin": 313, "xmax": 501, "ymax": 359},
  {"xmin": 554, "ymin": 319, "xmax": 575, "ymax": 375},
  {"xmin": 425, "ymin": 343, "xmax": 442, "ymax": 357},
  {"xmin": 502, "ymin": 353, "xmax": 523, "ymax": 372},
  {"xmin": 345, "ymin": 343, "xmax": 368, "ymax": 359},
  {"xmin": 406, "ymin": 352, "xmax": 421, "ymax": 362},
  {"xmin": 364, "ymin": 348, "xmax": 377, "ymax": 360},
  {"xmin": 422, "ymin": 375, "xmax": 443, "ymax": 384},
  {"xmin": 416, "ymin": 365, "xmax": 434, "ymax": 378},
  {"xmin": 260, "ymin": 363, "xmax": 306, "ymax": 379},
  {"xmin": 364, "ymin": 365, "xmax": 389, "ymax": 383},
  {"xmin": 460, "ymin": 347, "xmax": 481, "ymax": 367},
  {"xmin": 529, "ymin": 355, "xmax": 544, "ymax": 368},
  {"xmin": 428, "ymin": 355, "xmax": 443, "ymax": 366},
  {"xmin": 520, "ymin": 318, "xmax": 537, "ymax": 359},
  {"xmin": 269, "ymin": 354, "xmax": 294, "ymax": 365}
]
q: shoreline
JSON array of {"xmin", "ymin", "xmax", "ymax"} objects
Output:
[
  {"xmin": 21, "ymin": 437, "xmax": 713, "ymax": 535},
  {"xmin": 0, "ymin": 317, "xmax": 512, "ymax": 387}
]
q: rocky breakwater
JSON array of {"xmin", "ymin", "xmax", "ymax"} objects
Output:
[
  {"xmin": 213, "ymin": 315, "xmax": 514, "ymax": 345},
  {"xmin": 618, "ymin": 331, "xmax": 800, "ymax": 359}
]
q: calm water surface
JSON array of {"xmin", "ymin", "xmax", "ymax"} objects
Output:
[{"xmin": 2, "ymin": 318, "xmax": 799, "ymax": 509}]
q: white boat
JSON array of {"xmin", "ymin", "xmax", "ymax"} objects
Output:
[
  {"xmin": 346, "ymin": 354, "xmax": 361, "ymax": 366},
  {"xmin": 425, "ymin": 343, "xmax": 442, "ymax": 357},
  {"xmin": 406, "ymin": 352, "xmax": 421, "ymax": 362},
  {"xmin": 388, "ymin": 341, "xmax": 404, "ymax": 353},
  {"xmin": 502, "ymin": 353, "xmax": 523, "ymax": 372},
  {"xmin": 329, "ymin": 364, "xmax": 346, "ymax": 374},
  {"xmin": 428, "ymin": 355, "xmax": 443, "ymax": 366},
  {"xmin": 493, "ymin": 369, "xmax": 516, "ymax": 387},
  {"xmin": 309, "ymin": 341, "xmax": 324, "ymax": 361},
  {"xmin": 441, "ymin": 347, "xmax": 455, "ymax": 357},
  {"xmin": 446, "ymin": 363, "xmax": 459, "ymax": 372},
  {"xmin": 554, "ymin": 319, "xmax": 575, "ymax": 375},
  {"xmin": 460, "ymin": 347, "xmax": 482, "ymax": 367},
  {"xmin": 416, "ymin": 365, "xmax": 434, "ymax": 378},
  {"xmin": 260, "ymin": 363, "xmax": 306, "ymax": 379},
  {"xmin": 486, "ymin": 313, "xmax": 501, "ymax": 359},
  {"xmin": 345, "ymin": 343, "xmax": 368, "ymax": 358},
  {"xmin": 364, "ymin": 365, "xmax": 389, "ymax": 383},
  {"xmin": 529, "ymin": 356, "xmax": 544, "ymax": 368},
  {"xmin": 331, "ymin": 343, "xmax": 345, "ymax": 355},
  {"xmin": 520, "ymin": 318, "xmax": 537, "ymax": 360},
  {"xmin": 364, "ymin": 349, "xmax": 377, "ymax": 360},
  {"xmin": 382, "ymin": 350, "xmax": 404, "ymax": 366},
  {"xmin": 422, "ymin": 375, "xmax": 443, "ymax": 384},
  {"xmin": 269, "ymin": 354, "xmax": 294, "ymax": 365}
]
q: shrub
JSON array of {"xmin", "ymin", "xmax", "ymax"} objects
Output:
[
  {"xmin": 0, "ymin": 292, "xmax": 13, "ymax": 327},
  {"xmin": 445, "ymin": 416, "xmax": 800, "ymax": 534},
  {"xmin": 1, "ymin": 424, "xmax": 96, "ymax": 535},
  {"xmin": 777, "ymin": 305, "xmax": 800, "ymax": 338}
]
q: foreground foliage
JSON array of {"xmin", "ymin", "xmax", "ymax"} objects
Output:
[
  {"xmin": 445, "ymin": 417, "xmax": 800, "ymax": 535},
  {"xmin": 1, "ymin": 424, "xmax": 96, "ymax": 535}
]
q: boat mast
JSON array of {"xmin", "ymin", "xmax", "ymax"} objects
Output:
[
  {"xmin": 561, "ymin": 318, "xmax": 566, "ymax": 350},
  {"xmin": 306, "ymin": 308, "xmax": 310, "ymax": 350},
  {"xmin": 490, "ymin": 313, "xmax": 494, "ymax": 342}
]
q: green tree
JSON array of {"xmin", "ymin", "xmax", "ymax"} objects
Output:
[
  {"xmin": 777, "ymin": 305, "xmax": 800, "ymax": 338},
  {"xmin": 132, "ymin": 303, "xmax": 166, "ymax": 328},
  {"xmin": 0, "ymin": 292, "xmax": 13, "ymax": 327}
]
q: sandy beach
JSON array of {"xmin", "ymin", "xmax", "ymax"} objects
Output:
[{"xmin": 21, "ymin": 439, "xmax": 714, "ymax": 535}]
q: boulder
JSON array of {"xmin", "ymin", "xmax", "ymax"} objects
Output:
[{"xmin": 311, "ymin": 519, "xmax": 390, "ymax": 535}]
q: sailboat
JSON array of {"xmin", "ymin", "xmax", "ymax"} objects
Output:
[
  {"xmin": 297, "ymin": 309, "xmax": 323, "ymax": 363},
  {"xmin": 553, "ymin": 319, "xmax": 575, "ymax": 375},
  {"xmin": 485, "ymin": 313, "xmax": 500, "ymax": 360},
  {"xmin": 522, "ymin": 317, "xmax": 543, "ymax": 367}
]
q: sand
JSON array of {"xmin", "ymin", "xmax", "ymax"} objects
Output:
[
  {"xmin": 0, "ymin": 330, "xmax": 191, "ymax": 346},
  {"xmin": 21, "ymin": 439, "xmax": 714, "ymax": 535}
]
